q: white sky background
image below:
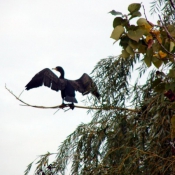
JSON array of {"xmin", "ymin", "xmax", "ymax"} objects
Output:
[{"xmin": 0, "ymin": 0, "xmax": 155, "ymax": 174}]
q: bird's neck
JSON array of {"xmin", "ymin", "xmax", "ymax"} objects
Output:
[{"xmin": 59, "ymin": 70, "xmax": 65, "ymax": 79}]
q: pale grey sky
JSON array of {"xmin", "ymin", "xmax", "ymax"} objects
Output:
[{"xmin": 0, "ymin": 0, "xmax": 154, "ymax": 174}]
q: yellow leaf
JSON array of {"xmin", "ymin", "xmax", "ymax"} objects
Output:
[
  {"xmin": 159, "ymin": 50, "xmax": 167, "ymax": 59},
  {"xmin": 150, "ymin": 29, "xmax": 162, "ymax": 44},
  {"xmin": 144, "ymin": 23, "xmax": 152, "ymax": 32},
  {"xmin": 146, "ymin": 35, "xmax": 153, "ymax": 43},
  {"xmin": 157, "ymin": 35, "xmax": 162, "ymax": 44},
  {"xmin": 153, "ymin": 53, "xmax": 158, "ymax": 57},
  {"xmin": 170, "ymin": 41, "xmax": 175, "ymax": 52},
  {"xmin": 137, "ymin": 18, "xmax": 152, "ymax": 30},
  {"xmin": 151, "ymin": 30, "xmax": 160, "ymax": 35},
  {"xmin": 137, "ymin": 18, "xmax": 153, "ymax": 35}
]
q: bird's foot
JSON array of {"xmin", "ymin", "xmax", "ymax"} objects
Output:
[
  {"xmin": 59, "ymin": 103, "xmax": 74, "ymax": 110},
  {"xmin": 60, "ymin": 103, "xmax": 67, "ymax": 109},
  {"xmin": 68, "ymin": 103, "xmax": 74, "ymax": 110}
]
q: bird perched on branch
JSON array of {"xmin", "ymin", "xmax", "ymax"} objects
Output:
[{"xmin": 25, "ymin": 66, "xmax": 100, "ymax": 109}]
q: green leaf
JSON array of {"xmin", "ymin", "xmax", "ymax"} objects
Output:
[
  {"xmin": 110, "ymin": 25, "xmax": 124, "ymax": 41},
  {"xmin": 170, "ymin": 82, "xmax": 175, "ymax": 91},
  {"xmin": 121, "ymin": 50, "xmax": 130, "ymax": 58},
  {"xmin": 109, "ymin": 10, "xmax": 122, "ymax": 16},
  {"xmin": 154, "ymin": 82, "xmax": 165, "ymax": 93},
  {"xmin": 168, "ymin": 69, "xmax": 175, "ymax": 78},
  {"xmin": 138, "ymin": 40, "xmax": 147, "ymax": 53},
  {"xmin": 126, "ymin": 45, "xmax": 135, "ymax": 56},
  {"xmin": 170, "ymin": 41, "xmax": 175, "ymax": 52},
  {"xmin": 144, "ymin": 55, "xmax": 152, "ymax": 67},
  {"xmin": 167, "ymin": 25, "xmax": 175, "ymax": 37},
  {"xmin": 113, "ymin": 17, "xmax": 127, "ymax": 28},
  {"xmin": 152, "ymin": 57, "xmax": 162, "ymax": 68},
  {"xmin": 119, "ymin": 36, "xmax": 129, "ymax": 49},
  {"xmin": 144, "ymin": 49, "xmax": 153, "ymax": 67},
  {"xmin": 127, "ymin": 28, "xmax": 144, "ymax": 42},
  {"xmin": 165, "ymin": 83, "xmax": 175, "ymax": 91},
  {"xmin": 128, "ymin": 3, "xmax": 141, "ymax": 14},
  {"xmin": 171, "ymin": 45, "xmax": 175, "ymax": 53},
  {"xmin": 151, "ymin": 78, "xmax": 162, "ymax": 88},
  {"xmin": 128, "ymin": 25, "xmax": 138, "ymax": 30},
  {"xmin": 129, "ymin": 11, "xmax": 141, "ymax": 19},
  {"xmin": 129, "ymin": 39, "xmax": 139, "ymax": 49},
  {"xmin": 153, "ymin": 60, "xmax": 162, "ymax": 69},
  {"xmin": 165, "ymin": 83, "xmax": 171, "ymax": 90},
  {"xmin": 152, "ymin": 42, "xmax": 160, "ymax": 53},
  {"xmin": 137, "ymin": 18, "xmax": 148, "ymax": 26}
]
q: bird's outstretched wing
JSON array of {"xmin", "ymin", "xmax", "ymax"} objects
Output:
[
  {"xmin": 25, "ymin": 68, "xmax": 66, "ymax": 91},
  {"xmin": 68, "ymin": 73, "xmax": 100, "ymax": 99}
]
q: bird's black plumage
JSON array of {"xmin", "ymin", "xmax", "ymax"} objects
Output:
[{"xmin": 25, "ymin": 66, "xmax": 100, "ymax": 105}]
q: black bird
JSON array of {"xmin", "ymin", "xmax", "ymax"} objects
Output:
[{"xmin": 25, "ymin": 66, "xmax": 100, "ymax": 109}]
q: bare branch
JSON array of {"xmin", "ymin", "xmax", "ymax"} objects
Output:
[
  {"xmin": 158, "ymin": 14, "xmax": 175, "ymax": 43},
  {"xmin": 149, "ymin": 27, "xmax": 175, "ymax": 57},
  {"xmin": 5, "ymin": 85, "xmax": 139, "ymax": 113},
  {"xmin": 142, "ymin": 5, "xmax": 155, "ymax": 27},
  {"xmin": 169, "ymin": 0, "xmax": 175, "ymax": 10}
]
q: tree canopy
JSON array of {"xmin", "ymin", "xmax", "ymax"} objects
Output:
[{"xmin": 24, "ymin": 1, "xmax": 175, "ymax": 174}]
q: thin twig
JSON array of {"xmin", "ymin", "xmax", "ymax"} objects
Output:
[
  {"xmin": 18, "ymin": 89, "xmax": 24, "ymax": 98},
  {"xmin": 158, "ymin": 14, "xmax": 175, "ymax": 43},
  {"xmin": 151, "ymin": 30, "xmax": 175, "ymax": 57},
  {"xmin": 169, "ymin": 0, "xmax": 175, "ymax": 10},
  {"xmin": 5, "ymin": 85, "xmax": 139, "ymax": 112},
  {"xmin": 142, "ymin": 5, "xmax": 148, "ymax": 21},
  {"xmin": 142, "ymin": 5, "xmax": 155, "ymax": 27}
]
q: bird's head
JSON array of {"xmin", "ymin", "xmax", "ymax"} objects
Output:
[
  {"xmin": 52, "ymin": 66, "xmax": 65, "ymax": 78},
  {"xmin": 52, "ymin": 66, "xmax": 64, "ymax": 72}
]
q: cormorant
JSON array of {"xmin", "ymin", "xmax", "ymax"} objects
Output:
[{"xmin": 25, "ymin": 66, "xmax": 100, "ymax": 109}]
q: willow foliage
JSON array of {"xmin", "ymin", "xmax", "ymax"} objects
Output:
[
  {"xmin": 25, "ymin": 1, "xmax": 175, "ymax": 175},
  {"xmin": 25, "ymin": 55, "xmax": 175, "ymax": 175}
]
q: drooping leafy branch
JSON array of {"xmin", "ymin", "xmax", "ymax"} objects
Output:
[
  {"xmin": 5, "ymin": 84, "xmax": 138, "ymax": 113},
  {"xmin": 24, "ymin": 54, "xmax": 175, "ymax": 174}
]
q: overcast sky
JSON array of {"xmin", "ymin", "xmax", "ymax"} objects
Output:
[{"xmin": 0, "ymin": 0, "xmax": 155, "ymax": 174}]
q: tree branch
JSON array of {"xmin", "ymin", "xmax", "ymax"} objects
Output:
[
  {"xmin": 169, "ymin": 0, "xmax": 175, "ymax": 10},
  {"xmin": 5, "ymin": 85, "xmax": 139, "ymax": 113},
  {"xmin": 158, "ymin": 14, "xmax": 175, "ymax": 43},
  {"xmin": 142, "ymin": 5, "xmax": 155, "ymax": 27}
]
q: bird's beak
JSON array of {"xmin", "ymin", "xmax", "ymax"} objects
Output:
[{"xmin": 52, "ymin": 68, "xmax": 57, "ymax": 71}]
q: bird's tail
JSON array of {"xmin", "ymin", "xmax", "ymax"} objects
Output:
[{"xmin": 65, "ymin": 96, "xmax": 78, "ymax": 103}]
